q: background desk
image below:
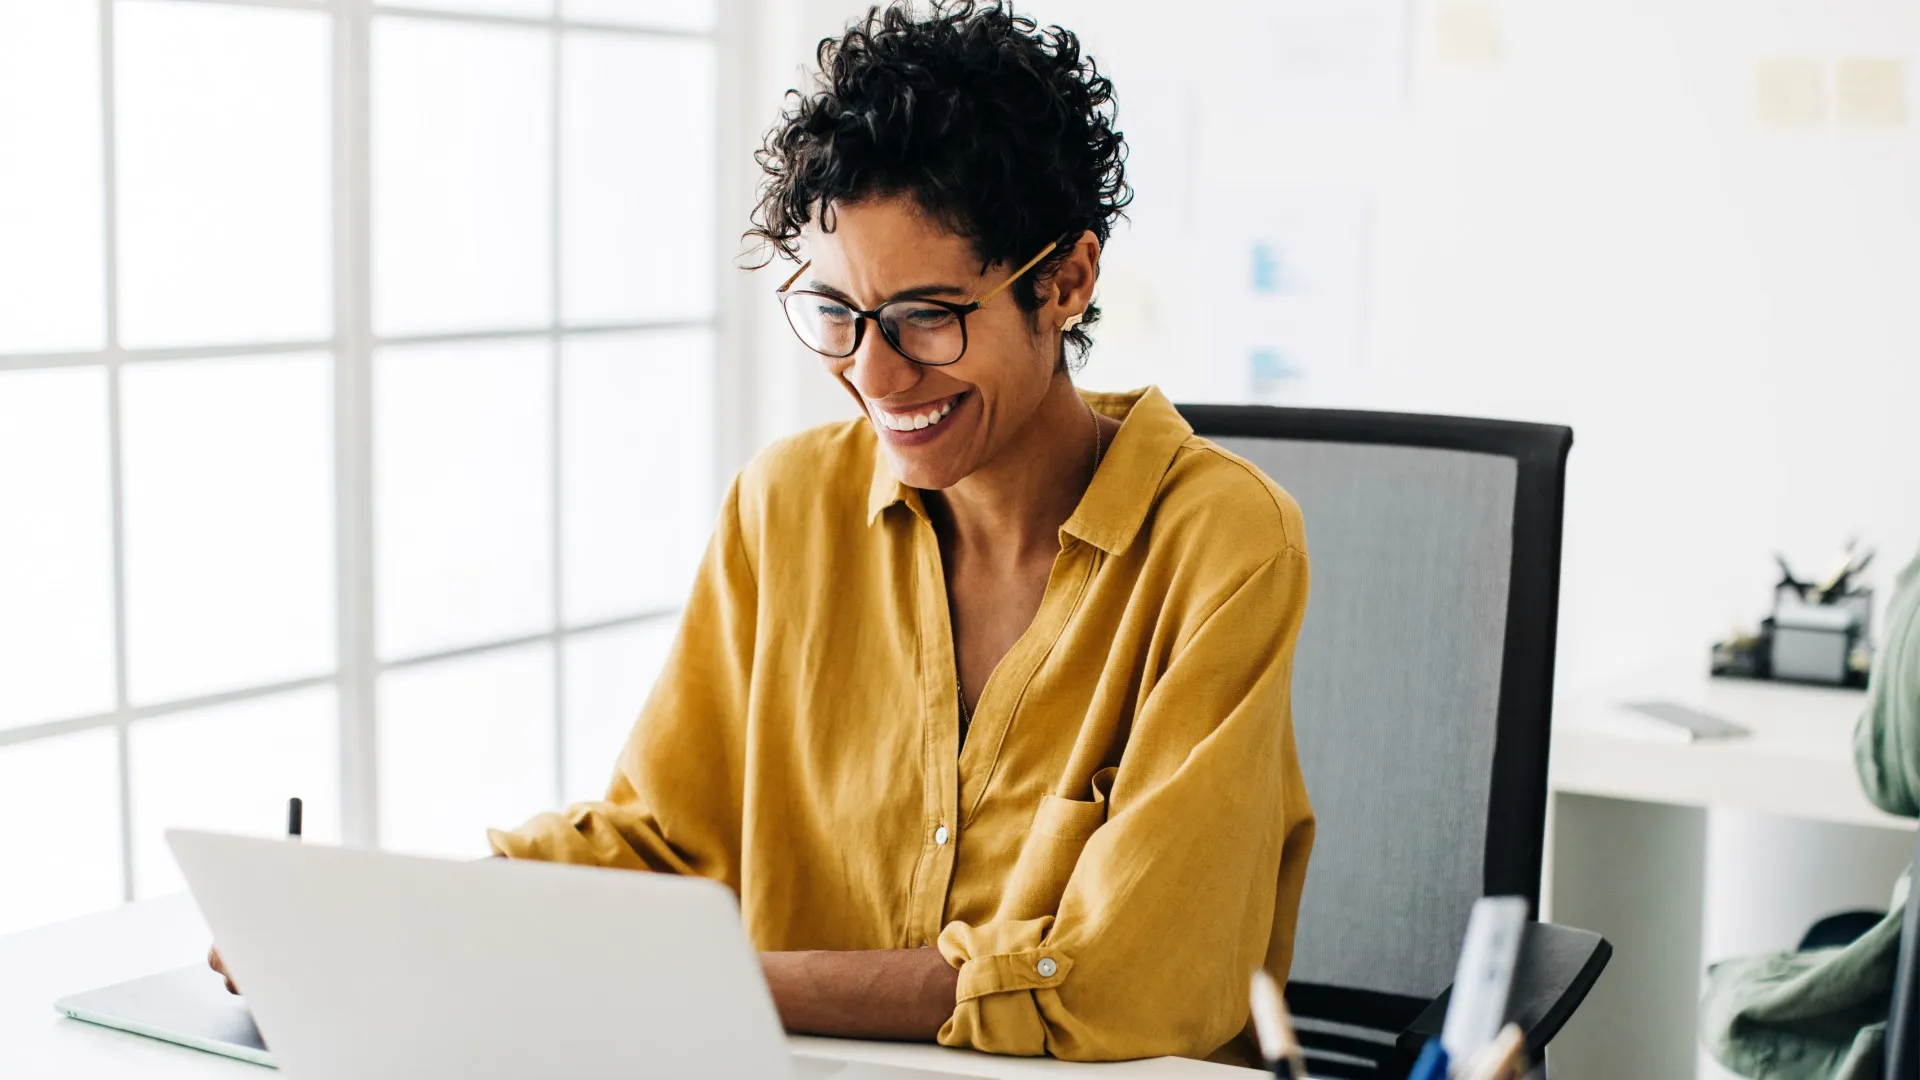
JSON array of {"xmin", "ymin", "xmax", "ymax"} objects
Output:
[
  {"xmin": 0, "ymin": 894, "xmax": 1257, "ymax": 1079},
  {"xmin": 1543, "ymin": 665, "xmax": 1917, "ymax": 1080}
]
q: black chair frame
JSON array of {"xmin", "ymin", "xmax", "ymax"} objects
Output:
[{"xmin": 1179, "ymin": 404, "xmax": 1604, "ymax": 1077}]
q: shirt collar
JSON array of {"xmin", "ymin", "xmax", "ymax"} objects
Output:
[
  {"xmin": 1061, "ymin": 386, "xmax": 1190, "ymax": 554},
  {"xmin": 867, "ymin": 448, "xmax": 918, "ymax": 524},
  {"xmin": 866, "ymin": 386, "xmax": 1191, "ymax": 555}
]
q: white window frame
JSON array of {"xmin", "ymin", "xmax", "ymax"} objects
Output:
[{"xmin": 0, "ymin": 0, "xmax": 749, "ymax": 898}]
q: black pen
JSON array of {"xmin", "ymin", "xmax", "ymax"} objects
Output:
[{"xmin": 286, "ymin": 797, "xmax": 303, "ymax": 841}]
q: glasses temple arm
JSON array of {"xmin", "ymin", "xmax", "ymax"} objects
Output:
[
  {"xmin": 776, "ymin": 260, "xmax": 812, "ymax": 293},
  {"xmin": 971, "ymin": 241, "xmax": 1060, "ymax": 307},
  {"xmin": 778, "ymin": 239, "xmax": 1057, "ymax": 304}
]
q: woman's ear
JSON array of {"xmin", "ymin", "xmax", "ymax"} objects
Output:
[{"xmin": 1040, "ymin": 230, "xmax": 1101, "ymax": 324}]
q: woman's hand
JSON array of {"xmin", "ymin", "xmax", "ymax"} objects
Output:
[{"xmin": 207, "ymin": 945, "xmax": 239, "ymax": 995}]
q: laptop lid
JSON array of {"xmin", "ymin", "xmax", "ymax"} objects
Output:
[{"xmin": 166, "ymin": 829, "xmax": 794, "ymax": 1080}]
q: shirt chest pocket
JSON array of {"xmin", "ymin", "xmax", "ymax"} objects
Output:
[{"xmin": 996, "ymin": 766, "xmax": 1117, "ymax": 921}]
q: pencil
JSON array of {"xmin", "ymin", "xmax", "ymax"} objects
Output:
[
  {"xmin": 1248, "ymin": 968, "xmax": 1309, "ymax": 1079},
  {"xmin": 1459, "ymin": 1023, "xmax": 1527, "ymax": 1080}
]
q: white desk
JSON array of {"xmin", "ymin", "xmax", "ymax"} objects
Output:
[
  {"xmin": 1542, "ymin": 666, "xmax": 1916, "ymax": 1080},
  {"xmin": 0, "ymin": 895, "xmax": 1255, "ymax": 1079},
  {"xmin": 1551, "ymin": 666, "xmax": 1907, "ymax": 830}
]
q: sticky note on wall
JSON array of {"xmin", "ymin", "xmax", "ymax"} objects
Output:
[
  {"xmin": 1835, "ymin": 57, "xmax": 1908, "ymax": 129},
  {"xmin": 1433, "ymin": 1, "xmax": 1503, "ymax": 70},
  {"xmin": 1755, "ymin": 57, "xmax": 1827, "ymax": 128},
  {"xmin": 1251, "ymin": 243, "xmax": 1282, "ymax": 294}
]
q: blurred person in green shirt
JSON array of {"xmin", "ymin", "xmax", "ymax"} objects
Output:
[{"xmin": 1701, "ymin": 543, "xmax": 1920, "ymax": 1079}]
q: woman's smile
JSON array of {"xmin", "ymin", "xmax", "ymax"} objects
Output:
[{"xmin": 868, "ymin": 390, "xmax": 970, "ymax": 445}]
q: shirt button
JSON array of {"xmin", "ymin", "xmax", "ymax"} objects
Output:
[
  {"xmin": 934, "ymin": 825, "xmax": 950, "ymax": 846},
  {"xmin": 1036, "ymin": 957, "xmax": 1058, "ymax": 978}
]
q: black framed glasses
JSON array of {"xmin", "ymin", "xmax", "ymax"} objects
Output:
[{"xmin": 774, "ymin": 241, "xmax": 1058, "ymax": 367}]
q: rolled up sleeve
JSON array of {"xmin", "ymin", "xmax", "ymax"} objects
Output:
[{"xmin": 937, "ymin": 546, "xmax": 1315, "ymax": 1060}]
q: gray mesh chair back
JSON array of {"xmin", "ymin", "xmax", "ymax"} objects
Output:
[{"xmin": 1179, "ymin": 404, "xmax": 1572, "ymax": 1076}]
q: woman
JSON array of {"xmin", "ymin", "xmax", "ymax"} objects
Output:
[{"xmin": 224, "ymin": 1, "xmax": 1313, "ymax": 1062}]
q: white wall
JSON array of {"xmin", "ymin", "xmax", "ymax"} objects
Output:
[{"xmin": 734, "ymin": 0, "xmax": 1920, "ymax": 695}]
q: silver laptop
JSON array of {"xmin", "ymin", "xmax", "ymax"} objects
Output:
[{"xmin": 58, "ymin": 830, "xmax": 985, "ymax": 1079}]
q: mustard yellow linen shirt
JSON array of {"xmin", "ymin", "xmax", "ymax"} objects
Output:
[{"xmin": 489, "ymin": 386, "xmax": 1315, "ymax": 1062}]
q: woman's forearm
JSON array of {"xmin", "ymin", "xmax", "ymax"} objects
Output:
[{"xmin": 760, "ymin": 948, "xmax": 960, "ymax": 1041}]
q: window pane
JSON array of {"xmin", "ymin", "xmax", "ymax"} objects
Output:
[
  {"xmin": 561, "ymin": 330, "xmax": 712, "ymax": 624},
  {"xmin": 373, "ymin": 17, "xmax": 552, "ymax": 337},
  {"xmin": 0, "ymin": 369, "xmax": 116, "ymax": 729},
  {"xmin": 114, "ymin": 0, "xmax": 330, "ymax": 349},
  {"xmin": 128, "ymin": 685, "xmax": 340, "ymax": 898},
  {"xmin": 380, "ymin": 0, "xmax": 552, "ymax": 17},
  {"xmin": 0, "ymin": 729, "xmax": 121, "ymax": 935},
  {"xmin": 563, "ymin": 0, "xmax": 714, "ymax": 31},
  {"xmin": 561, "ymin": 617, "xmax": 674, "ymax": 803},
  {"xmin": 375, "ymin": 339, "xmax": 552, "ymax": 660},
  {"xmin": 560, "ymin": 34, "xmax": 715, "ymax": 324},
  {"xmin": 0, "ymin": 0, "xmax": 104, "ymax": 353},
  {"xmin": 378, "ymin": 643, "xmax": 555, "ymax": 858},
  {"xmin": 122, "ymin": 355, "xmax": 336, "ymax": 704}
]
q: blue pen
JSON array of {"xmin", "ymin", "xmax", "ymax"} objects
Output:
[{"xmin": 1406, "ymin": 1036, "xmax": 1449, "ymax": 1080}]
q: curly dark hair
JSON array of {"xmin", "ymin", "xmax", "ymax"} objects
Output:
[{"xmin": 747, "ymin": 1, "xmax": 1130, "ymax": 365}]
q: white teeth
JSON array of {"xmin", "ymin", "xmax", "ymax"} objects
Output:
[{"xmin": 875, "ymin": 395, "xmax": 961, "ymax": 433}]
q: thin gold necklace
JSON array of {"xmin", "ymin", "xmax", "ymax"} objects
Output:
[{"xmin": 957, "ymin": 404, "xmax": 1105, "ymax": 736}]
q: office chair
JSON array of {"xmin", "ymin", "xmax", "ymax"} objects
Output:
[
  {"xmin": 1889, "ymin": 826, "xmax": 1920, "ymax": 1080},
  {"xmin": 1178, "ymin": 403, "xmax": 1609, "ymax": 1078}
]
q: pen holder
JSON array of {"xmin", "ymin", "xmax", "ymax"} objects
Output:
[{"xmin": 1712, "ymin": 587, "xmax": 1874, "ymax": 688}]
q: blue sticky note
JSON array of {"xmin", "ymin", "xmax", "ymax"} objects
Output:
[
  {"xmin": 1251, "ymin": 242, "xmax": 1282, "ymax": 294},
  {"xmin": 1250, "ymin": 348, "xmax": 1299, "ymax": 382}
]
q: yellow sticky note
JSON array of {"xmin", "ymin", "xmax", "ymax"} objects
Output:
[
  {"xmin": 1835, "ymin": 57, "xmax": 1908, "ymax": 129},
  {"xmin": 1434, "ymin": 1, "xmax": 1503, "ymax": 70},
  {"xmin": 1755, "ymin": 57, "xmax": 1827, "ymax": 129}
]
